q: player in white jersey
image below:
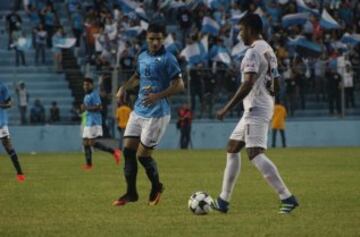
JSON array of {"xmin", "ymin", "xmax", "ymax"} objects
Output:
[{"xmin": 212, "ymin": 14, "xmax": 298, "ymax": 214}]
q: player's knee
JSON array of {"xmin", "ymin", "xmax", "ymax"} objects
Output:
[
  {"xmin": 1, "ymin": 137, "xmax": 12, "ymax": 152},
  {"xmin": 247, "ymin": 147, "xmax": 264, "ymax": 160},
  {"xmin": 226, "ymin": 140, "xmax": 244, "ymax": 153},
  {"xmin": 123, "ymin": 147, "xmax": 136, "ymax": 159},
  {"xmin": 136, "ymin": 143, "xmax": 153, "ymax": 158}
]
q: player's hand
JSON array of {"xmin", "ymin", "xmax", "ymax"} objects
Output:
[
  {"xmin": 143, "ymin": 93, "xmax": 160, "ymax": 106},
  {"xmin": 216, "ymin": 108, "xmax": 228, "ymax": 121},
  {"xmin": 80, "ymin": 104, "xmax": 85, "ymax": 112},
  {"xmin": 116, "ymin": 87, "xmax": 127, "ymax": 104}
]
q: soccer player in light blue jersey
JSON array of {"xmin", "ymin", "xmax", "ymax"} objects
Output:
[
  {"xmin": 81, "ymin": 78, "xmax": 121, "ymax": 170},
  {"xmin": 113, "ymin": 23, "xmax": 184, "ymax": 206},
  {"xmin": 0, "ymin": 81, "xmax": 25, "ymax": 182}
]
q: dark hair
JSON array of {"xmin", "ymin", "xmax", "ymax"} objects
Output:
[
  {"xmin": 84, "ymin": 78, "xmax": 94, "ymax": 84},
  {"xmin": 239, "ymin": 13, "xmax": 263, "ymax": 35},
  {"xmin": 147, "ymin": 23, "xmax": 166, "ymax": 35}
]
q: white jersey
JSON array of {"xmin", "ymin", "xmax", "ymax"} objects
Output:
[{"xmin": 240, "ymin": 40, "xmax": 277, "ymax": 123}]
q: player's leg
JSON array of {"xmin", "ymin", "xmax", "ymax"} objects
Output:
[
  {"xmin": 82, "ymin": 138, "xmax": 93, "ymax": 169},
  {"xmin": 245, "ymin": 123, "xmax": 298, "ymax": 214},
  {"xmin": 90, "ymin": 126, "xmax": 121, "ymax": 165},
  {"xmin": 272, "ymin": 129, "xmax": 277, "ymax": 147},
  {"xmin": 1, "ymin": 135, "xmax": 25, "ymax": 182},
  {"xmin": 213, "ymin": 119, "xmax": 245, "ymax": 213},
  {"xmin": 280, "ymin": 129, "xmax": 286, "ymax": 148},
  {"xmin": 113, "ymin": 112, "xmax": 141, "ymax": 206},
  {"xmin": 138, "ymin": 115, "xmax": 170, "ymax": 205}
]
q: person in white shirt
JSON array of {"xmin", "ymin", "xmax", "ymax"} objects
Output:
[
  {"xmin": 16, "ymin": 81, "xmax": 29, "ymax": 124},
  {"xmin": 343, "ymin": 63, "xmax": 355, "ymax": 108},
  {"xmin": 213, "ymin": 13, "xmax": 298, "ymax": 214}
]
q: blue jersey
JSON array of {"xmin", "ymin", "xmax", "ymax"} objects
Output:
[
  {"xmin": 0, "ymin": 82, "xmax": 10, "ymax": 127},
  {"xmin": 83, "ymin": 90, "xmax": 102, "ymax": 127},
  {"xmin": 134, "ymin": 47, "xmax": 182, "ymax": 118}
]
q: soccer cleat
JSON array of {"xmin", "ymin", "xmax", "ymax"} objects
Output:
[
  {"xmin": 279, "ymin": 195, "xmax": 299, "ymax": 214},
  {"xmin": 148, "ymin": 183, "xmax": 164, "ymax": 206},
  {"xmin": 82, "ymin": 164, "xmax": 93, "ymax": 170},
  {"xmin": 113, "ymin": 149, "xmax": 121, "ymax": 165},
  {"xmin": 112, "ymin": 193, "xmax": 139, "ymax": 206},
  {"xmin": 211, "ymin": 197, "xmax": 229, "ymax": 213},
  {"xmin": 16, "ymin": 174, "xmax": 26, "ymax": 182}
]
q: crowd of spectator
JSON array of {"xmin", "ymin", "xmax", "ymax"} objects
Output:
[{"xmin": 4, "ymin": 0, "xmax": 360, "ymax": 120}]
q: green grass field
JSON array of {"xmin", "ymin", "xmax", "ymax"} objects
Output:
[{"xmin": 0, "ymin": 148, "xmax": 360, "ymax": 237}]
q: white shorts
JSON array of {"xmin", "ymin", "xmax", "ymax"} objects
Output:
[
  {"xmin": 229, "ymin": 118, "xmax": 269, "ymax": 149},
  {"xmin": 124, "ymin": 112, "xmax": 170, "ymax": 148},
  {"xmin": 82, "ymin": 125, "xmax": 103, "ymax": 139},
  {"xmin": 0, "ymin": 126, "xmax": 10, "ymax": 138}
]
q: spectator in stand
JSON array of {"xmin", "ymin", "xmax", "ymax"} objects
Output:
[
  {"xmin": 119, "ymin": 48, "xmax": 135, "ymax": 82},
  {"xmin": 292, "ymin": 57, "xmax": 306, "ymax": 110},
  {"xmin": 34, "ymin": 23, "xmax": 47, "ymax": 65},
  {"xmin": 11, "ymin": 29, "xmax": 27, "ymax": 67},
  {"xmin": 326, "ymin": 67, "xmax": 342, "ymax": 115},
  {"xmin": 28, "ymin": 4, "xmax": 41, "ymax": 47},
  {"xmin": 71, "ymin": 5, "xmax": 83, "ymax": 48},
  {"xmin": 6, "ymin": 10, "xmax": 22, "ymax": 50},
  {"xmin": 30, "ymin": 99, "xmax": 46, "ymax": 124},
  {"xmin": 15, "ymin": 82, "xmax": 29, "ymax": 125},
  {"xmin": 52, "ymin": 26, "xmax": 65, "ymax": 72},
  {"xmin": 49, "ymin": 101, "xmax": 60, "ymax": 123},
  {"xmin": 190, "ymin": 63, "xmax": 205, "ymax": 118},
  {"xmin": 41, "ymin": 4, "xmax": 57, "ymax": 47},
  {"xmin": 284, "ymin": 64, "xmax": 296, "ymax": 116},
  {"xmin": 177, "ymin": 104, "xmax": 192, "ymax": 149},
  {"xmin": 314, "ymin": 54, "xmax": 327, "ymax": 101},
  {"xmin": 70, "ymin": 102, "xmax": 81, "ymax": 122},
  {"xmin": 343, "ymin": 63, "xmax": 355, "ymax": 109},
  {"xmin": 177, "ymin": 6, "xmax": 193, "ymax": 45}
]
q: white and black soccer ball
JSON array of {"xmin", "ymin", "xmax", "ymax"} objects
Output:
[{"xmin": 188, "ymin": 191, "xmax": 214, "ymax": 215}]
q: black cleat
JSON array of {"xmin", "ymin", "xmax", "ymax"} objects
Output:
[
  {"xmin": 148, "ymin": 183, "xmax": 164, "ymax": 206},
  {"xmin": 279, "ymin": 195, "xmax": 299, "ymax": 214},
  {"xmin": 112, "ymin": 193, "xmax": 139, "ymax": 206}
]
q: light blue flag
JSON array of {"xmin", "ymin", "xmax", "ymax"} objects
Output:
[
  {"xmin": 282, "ymin": 12, "xmax": 309, "ymax": 28},
  {"xmin": 197, "ymin": 35, "xmax": 208, "ymax": 62},
  {"xmin": 16, "ymin": 37, "xmax": 32, "ymax": 51},
  {"xmin": 341, "ymin": 33, "xmax": 360, "ymax": 46},
  {"xmin": 164, "ymin": 34, "xmax": 179, "ymax": 55},
  {"xmin": 231, "ymin": 40, "xmax": 248, "ymax": 61},
  {"xmin": 201, "ymin": 16, "xmax": 220, "ymax": 36},
  {"xmin": 124, "ymin": 26, "xmax": 143, "ymax": 38},
  {"xmin": 287, "ymin": 36, "xmax": 322, "ymax": 57},
  {"xmin": 117, "ymin": 0, "xmax": 139, "ymax": 13},
  {"xmin": 212, "ymin": 46, "xmax": 231, "ymax": 65},
  {"xmin": 231, "ymin": 11, "xmax": 247, "ymax": 24},
  {"xmin": 54, "ymin": 38, "xmax": 77, "ymax": 49},
  {"xmin": 320, "ymin": 9, "xmax": 341, "ymax": 30},
  {"xmin": 296, "ymin": 0, "xmax": 319, "ymax": 15}
]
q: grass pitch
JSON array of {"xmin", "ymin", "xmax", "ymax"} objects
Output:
[{"xmin": 0, "ymin": 148, "xmax": 359, "ymax": 237}]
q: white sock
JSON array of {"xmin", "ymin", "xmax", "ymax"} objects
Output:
[
  {"xmin": 219, "ymin": 153, "xmax": 241, "ymax": 202},
  {"xmin": 251, "ymin": 153, "xmax": 292, "ymax": 200}
]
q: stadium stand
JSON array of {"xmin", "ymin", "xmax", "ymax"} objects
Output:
[{"xmin": 1, "ymin": 0, "xmax": 360, "ymax": 126}]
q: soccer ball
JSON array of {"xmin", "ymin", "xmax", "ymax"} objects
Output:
[{"xmin": 188, "ymin": 191, "xmax": 214, "ymax": 215}]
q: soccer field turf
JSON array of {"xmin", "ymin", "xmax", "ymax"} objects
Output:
[{"xmin": 0, "ymin": 148, "xmax": 359, "ymax": 237}]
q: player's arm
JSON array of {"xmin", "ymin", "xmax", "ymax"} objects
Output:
[
  {"xmin": 116, "ymin": 72, "xmax": 139, "ymax": 103},
  {"xmin": 84, "ymin": 104, "xmax": 102, "ymax": 112},
  {"xmin": 142, "ymin": 76, "xmax": 184, "ymax": 106},
  {"xmin": 216, "ymin": 73, "xmax": 256, "ymax": 120},
  {"xmin": 0, "ymin": 98, "xmax": 12, "ymax": 109}
]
